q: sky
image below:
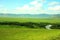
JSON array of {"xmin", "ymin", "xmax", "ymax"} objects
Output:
[{"xmin": 0, "ymin": 0, "xmax": 60, "ymax": 14}]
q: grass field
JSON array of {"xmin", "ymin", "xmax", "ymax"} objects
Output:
[
  {"xmin": 0, "ymin": 27, "xmax": 60, "ymax": 40},
  {"xmin": 0, "ymin": 17, "xmax": 60, "ymax": 23},
  {"xmin": 0, "ymin": 17, "xmax": 60, "ymax": 40}
]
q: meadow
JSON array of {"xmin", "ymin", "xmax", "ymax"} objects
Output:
[
  {"xmin": 0, "ymin": 17, "xmax": 60, "ymax": 40},
  {"xmin": 0, "ymin": 17, "xmax": 60, "ymax": 23}
]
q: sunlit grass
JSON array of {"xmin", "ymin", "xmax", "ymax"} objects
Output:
[
  {"xmin": 0, "ymin": 17, "xmax": 60, "ymax": 23},
  {"xmin": 0, "ymin": 17, "xmax": 60, "ymax": 40},
  {"xmin": 0, "ymin": 27, "xmax": 60, "ymax": 40}
]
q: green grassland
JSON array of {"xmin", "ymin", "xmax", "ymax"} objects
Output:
[
  {"xmin": 0, "ymin": 17, "xmax": 60, "ymax": 23},
  {"xmin": 0, "ymin": 28, "xmax": 60, "ymax": 40},
  {"xmin": 0, "ymin": 17, "xmax": 60, "ymax": 40}
]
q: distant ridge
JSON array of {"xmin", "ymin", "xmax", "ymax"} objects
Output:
[{"xmin": 0, "ymin": 13, "xmax": 60, "ymax": 18}]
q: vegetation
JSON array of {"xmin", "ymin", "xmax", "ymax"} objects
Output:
[
  {"xmin": 0, "ymin": 28, "xmax": 60, "ymax": 40},
  {"xmin": 0, "ymin": 17, "xmax": 60, "ymax": 40},
  {"xmin": 0, "ymin": 22, "xmax": 60, "ymax": 29},
  {"xmin": 0, "ymin": 17, "xmax": 60, "ymax": 23}
]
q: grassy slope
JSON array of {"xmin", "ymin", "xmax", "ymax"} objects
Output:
[
  {"xmin": 0, "ymin": 17, "xmax": 60, "ymax": 40},
  {"xmin": 0, "ymin": 17, "xmax": 60, "ymax": 23},
  {"xmin": 0, "ymin": 28, "xmax": 60, "ymax": 40}
]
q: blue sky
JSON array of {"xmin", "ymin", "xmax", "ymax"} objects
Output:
[
  {"xmin": 0, "ymin": 0, "xmax": 33, "ymax": 9},
  {"xmin": 0, "ymin": 0, "xmax": 60, "ymax": 14}
]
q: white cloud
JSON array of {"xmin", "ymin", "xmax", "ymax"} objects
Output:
[
  {"xmin": 0, "ymin": 0, "xmax": 46, "ymax": 14},
  {"xmin": 34, "ymin": 0, "xmax": 45, "ymax": 2},
  {"xmin": 12, "ymin": 0, "xmax": 44, "ymax": 14},
  {"xmin": 30, "ymin": 1, "xmax": 38, "ymax": 5},
  {"xmin": 47, "ymin": 1, "xmax": 60, "ymax": 14},
  {"xmin": 48, "ymin": 5, "xmax": 60, "ymax": 11},
  {"xmin": 47, "ymin": 5, "xmax": 60, "ymax": 14},
  {"xmin": 30, "ymin": 1, "xmax": 42, "ymax": 8},
  {"xmin": 0, "ymin": 5, "xmax": 9, "ymax": 14},
  {"xmin": 48, "ymin": 2, "xmax": 60, "ymax": 6},
  {"xmin": 0, "ymin": 0, "xmax": 60, "ymax": 14},
  {"xmin": 0, "ymin": 5, "xmax": 15, "ymax": 14}
]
